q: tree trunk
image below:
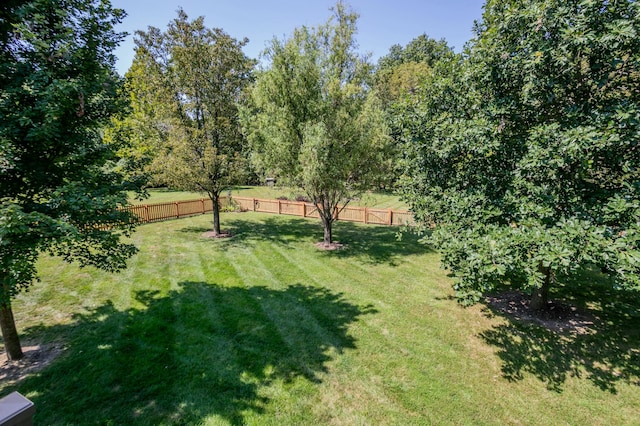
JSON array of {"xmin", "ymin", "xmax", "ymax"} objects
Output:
[
  {"xmin": 0, "ymin": 300, "xmax": 23, "ymax": 360},
  {"xmin": 322, "ymin": 216, "xmax": 333, "ymax": 245},
  {"xmin": 211, "ymin": 194, "xmax": 221, "ymax": 236},
  {"xmin": 315, "ymin": 195, "xmax": 334, "ymax": 246},
  {"xmin": 531, "ymin": 264, "xmax": 552, "ymax": 311}
]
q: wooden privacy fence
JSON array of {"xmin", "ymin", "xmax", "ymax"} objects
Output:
[{"xmin": 126, "ymin": 196, "xmax": 415, "ymax": 227}]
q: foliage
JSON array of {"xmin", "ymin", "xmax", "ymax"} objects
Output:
[
  {"xmin": 102, "ymin": 61, "xmax": 158, "ymax": 194},
  {"xmin": 398, "ymin": 0, "xmax": 640, "ymax": 307},
  {"xmin": 0, "ymin": 0, "xmax": 139, "ymax": 358},
  {"xmin": 378, "ymin": 34, "xmax": 453, "ymax": 70},
  {"xmin": 374, "ymin": 34, "xmax": 454, "ymax": 190},
  {"xmin": 130, "ymin": 9, "xmax": 255, "ymax": 235},
  {"xmin": 375, "ymin": 33, "xmax": 453, "ymax": 105},
  {"xmin": 241, "ymin": 1, "xmax": 390, "ymax": 244}
]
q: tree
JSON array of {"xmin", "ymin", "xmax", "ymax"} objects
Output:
[
  {"xmin": 130, "ymin": 10, "xmax": 254, "ymax": 236},
  {"xmin": 102, "ymin": 59, "xmax": 160, "ymax": 192},
  {"xmin": 378, "ymin": 34, "xmax": 453, "ymax": 69},
  {"xmin": 398, "ymin": 0, "xmax": 640, "ymax": 309},
  {"xmin": 373, "ymin": 35, "xmax": 454, "ymax": 190},
  {"xmin": 241, "ymin": 1, "xmax": 390, "ymax": 246},
  {"xmin": 375, "ymin": 34, "xmax": 453, "ymax": 106},
  {"xmin": 0, "ymin": 0, "xmax": 139, "ymax": 360}
]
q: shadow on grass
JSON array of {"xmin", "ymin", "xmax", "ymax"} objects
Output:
[
  {"xmin": 7, "ymin": 282, "xmax": 375, "ymax": 425},
  {"xmin": 480, "ymin": 270, "xmax": 640, "ymax": 393},
  {"xmin": 324, "ymin": 220, "xmax": 431, "ymax": 265},
  {"xmin": 181, "ymin": 214, "xmax": 432, "ymax": 266}
]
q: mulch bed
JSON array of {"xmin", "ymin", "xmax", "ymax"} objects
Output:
[
  {"xmin": 0, "ymin": 342, "xmax": 64, "ymax": 386},
  {"xmin": 485, "ymin": 291, "xmax": 596, "ymax": 335},
  {"xmin": 314, "ymin": 242, "xmax": 346, "ymax": 250},
  {"xmin": 201, "ymin": 231, "xmax": 233, "ymax": 239}
]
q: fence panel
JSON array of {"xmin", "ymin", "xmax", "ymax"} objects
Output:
[
  {"xmin": 126, "ymin": 205, "xmax": 147, "ymax": 223},
  {"xmin": 177, "ymin": 200, "xmax": 205, "ymax": 217},
  {"xmin": 391, "ymin": 211, "xmax": 415, "ymax": 226},
  {"xmin": 366, "ymin": 208, "xmax": 390, "ymax": 225},
  {"xmin": 337, "ymin": 206, "xmax": 364, "ymax": 222},
  {"xmin": 254, "ymin": 198, "xmax": 279, "ymax": 214},
  {"xmin": 280, "ymin": 200, "xmax": 302, "ymax": 216},
  {"xmin": 233, "ymin": 197, "xmax": 254, "ymax": 211},
  {"xmin": 304, "ymin": 203, "xmax": 320, "ymax": 218},
  {"xmin": 147, "ymin": 202, "xmax": 176, "ymax": 222}
]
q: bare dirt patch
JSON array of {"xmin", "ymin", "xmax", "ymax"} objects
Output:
[
  {"xmin": 0, "ymin": 342, "xmax": 64, "ymax": 386},
  {"xmin": 314, "ymin": 242, "xmax": 346, "ymax": 251},
  {"xmin": 201, "ymin": 231, "xmax": 233, "ymax": 239},
  {"xmin": 485, "ymin": 291, "xmax": 597, "ymax": 335}
]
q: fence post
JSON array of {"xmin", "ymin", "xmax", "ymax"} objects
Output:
[
  {"xmin": 201, "ymin": 198, "xmax": 205, "ymax": 214},
  {"xmin": 387, "ymin": 208, "xmax": 392, "ymax": 225},
  {"xmin": 278, "ymin": 199, "xmax": 281, "ymax": 215},
  {"xmin": 144, "ymin": 205, "xmax": 150, "ymax": 223},
  {"xmin": 175, "ymin": 202, "xmax": 180, "ymax": 219},
  {"xmin": 302, "ymin": 203, "xmax": 307, "ymax": 217},
  {"xmin": 252, "ymin": 198, "xmax": 256, "ymax": 212},
  {"xmin": 363, "ymin": 207, "xmax": 368, "ymax": 224}
]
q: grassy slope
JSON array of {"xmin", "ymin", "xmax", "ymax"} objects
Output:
[
  {"xmin": 3, "ymin": 213, "xmax": 639, "ymax": 425},
  {"xmin": 134, "ymin": 186, "xmax": 408, "ymax": 210}
]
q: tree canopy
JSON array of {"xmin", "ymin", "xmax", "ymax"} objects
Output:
[
  {"xmin": 130, "ymin": 9, "xmax": 254, "ymax": 236},
  {"xmin": 375, "ymin": 34, "xmax": 453, "ymax": 106},
  {"xmin": 0, "ymin": 0, "xmax": 139, "ymax": 359},
  {"xmin": 398, "ymin": 0, "xmax": 640, "ymax": 308},
  {"xmin": 372, "ymin": 34, "xmax": 455, "ymax": 190},
  {"xmin": 241, "ymin": 1, "xmax": 390, "ymax": 246}
]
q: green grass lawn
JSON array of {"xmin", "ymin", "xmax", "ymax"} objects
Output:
[
  {"xmin": 134, "ymin": 186, "xmax": 408, "ymax": 210},
  {"xmin": 3, "ymin": 212, "xmax": 640, "ymax": 424}
]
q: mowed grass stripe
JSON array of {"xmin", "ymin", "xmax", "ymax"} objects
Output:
[
  {"xmin": 235, "ymin": 240, "xmax": 398, "ymax": 425},
  {"xmin": 266, "ymin": 237, "xmax": 442, "ymax": 355},
  {"xmin": 224, "ymin": 241, "xmax": 352, "ymax": 374},
  {"xmin": 193, "ymin": 259, "xmax": 320, "ymax": 424},
  {"xmin": 199, "ymin": 242, "xmax": 310, "ymax": 378},
  {"xmin": 254, "ymin": 252, "xmax": 388, "ymax": 423},
  {"xmin": 259, "ymin": 242, "xmax": 386, "ymax": 342}
]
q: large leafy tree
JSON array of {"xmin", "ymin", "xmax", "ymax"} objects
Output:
[
  {"xmin": 399, "ymin": 0, "xmax": 640, "ymax": 308},
  {"xmin": 131, "ymin": 10, "xmax": 254, "ymax": 236},
  {"xmin": 242, "ymin": 2, "xmax": 390, "ymax": 246},
  {"xmin": 0, "ymin": 0, "xmax": 139, "ymax": 360}
]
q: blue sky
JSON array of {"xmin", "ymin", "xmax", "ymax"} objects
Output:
[{"xmin": 110, "ymin": 0, "xmax": 486, "ymax": 76}]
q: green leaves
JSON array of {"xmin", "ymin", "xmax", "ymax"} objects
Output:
[
  {"xmin": 132, "ymin": 9, "xmax": 254, "ymax": 196},
  {"xmin": 399, "ymin": 0, "xmax": 640, "ymax": 305},
  {"xmin": 128, "ymin": 9, "xmax": 254, "ymax": 234},
  {"xmin": 242, "ymin": 2, "xmax": 390, "ymax": 243},
  {"xmin": 0, "ymin": 0, "xmax": 138, "ymax": 304}
]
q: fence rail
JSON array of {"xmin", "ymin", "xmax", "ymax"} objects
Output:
[{"xmin": 126, "ymin": 196, "xmax": 415, "ymax": 227}]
